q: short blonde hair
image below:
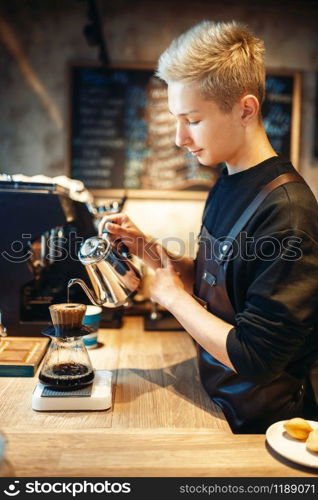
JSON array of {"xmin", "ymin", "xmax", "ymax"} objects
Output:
[{"xmin": 156, "ymin": 21, "xmax": 265, "ymax": 112}]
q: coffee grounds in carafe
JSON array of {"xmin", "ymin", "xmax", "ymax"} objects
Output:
[{"xmin": 39, "ymin": 362, "xmax": 94, "ymax": 389}]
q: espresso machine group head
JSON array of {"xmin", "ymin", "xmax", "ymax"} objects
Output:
[{"xmin": 0, "ymin": 180, "xmax": 96, "ymax": 336}]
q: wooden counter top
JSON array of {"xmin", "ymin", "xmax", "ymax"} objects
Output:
[{"xmin": 0, "ymin": 316, "xmax": 317, "ymax": 477}]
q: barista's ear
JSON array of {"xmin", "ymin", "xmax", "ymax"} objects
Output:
[{"xmin": 239, "ymin": 94, "xmax": 259, "ymax": 125}]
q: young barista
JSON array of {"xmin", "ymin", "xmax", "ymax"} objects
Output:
[{"xmin": 100, "ymin": 21, "xmax": 318, "ymax": 433}]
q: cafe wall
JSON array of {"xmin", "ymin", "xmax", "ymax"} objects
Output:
[{"xmin": 0, "ymin": 0, "xmax": 318, "ymax": 251}]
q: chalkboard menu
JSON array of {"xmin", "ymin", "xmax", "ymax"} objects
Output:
[
  {"xmin": 69, "ymin": 66, "xmax": 300, "ymax": 191},
  {"xmin": 262, "ymin": 74, "xmax": 297, "ymax": 161}
]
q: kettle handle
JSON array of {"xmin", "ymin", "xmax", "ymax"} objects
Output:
[{"xmin": 102, "ymin": 227, "xmax": 131, "ymax": 258}]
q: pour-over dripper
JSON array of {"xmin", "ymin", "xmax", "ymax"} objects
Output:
[{"xmin": 39, "ymin": 303, "xmax": 95, "ymax": 389}]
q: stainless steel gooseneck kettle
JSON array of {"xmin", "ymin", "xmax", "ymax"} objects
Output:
[{"xmin": 68, "ymin": 233, "xmax": 142, "ymax": 308}]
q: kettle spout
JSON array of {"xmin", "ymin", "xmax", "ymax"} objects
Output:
[{"xmin": 68, "ymin": 278, "xmax": 106, "ymax": 307}]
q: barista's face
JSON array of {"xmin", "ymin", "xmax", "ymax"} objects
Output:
[{"xmin": 168, "ymin": 82, "xmax": 244, "ymax": 167}]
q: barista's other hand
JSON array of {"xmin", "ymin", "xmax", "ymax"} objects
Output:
[
  {"xmin": 98, "ymin": 213, "xmax": 145, "ymax": 257},
  {"xmin": 149, "ymin": 245, "xmax": 184, "ymax": 310}
]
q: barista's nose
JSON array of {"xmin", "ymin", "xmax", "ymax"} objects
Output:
[{"xmin": 175, "ymin": 121, "xmax": 192, "ymax": 148}]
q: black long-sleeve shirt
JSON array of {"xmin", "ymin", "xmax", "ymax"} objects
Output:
[{"xmin": 201, "ymin": 156, "xmax": 318, "ymax": 385}]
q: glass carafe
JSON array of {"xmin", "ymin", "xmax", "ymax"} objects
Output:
[
  {"xmin": 39, "ymin": 303, "xmax": 95, "ymax": 390},
  {"xmin": 39, "ymin": 336, "xmax": 94, "ymax": 389}
]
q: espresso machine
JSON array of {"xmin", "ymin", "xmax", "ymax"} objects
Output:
[{"xmin": 0, "ymin": 180, "xmax": 99, "ymax": 336}]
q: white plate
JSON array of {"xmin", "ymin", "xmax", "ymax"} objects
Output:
[{"xmin": 266, "ymin": 420, "xmax": 318, "ymax": 468}]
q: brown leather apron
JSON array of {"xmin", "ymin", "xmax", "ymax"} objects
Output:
[{"xmin": 194, "ymin": 173, "xmax": 310, "ymax": 433}]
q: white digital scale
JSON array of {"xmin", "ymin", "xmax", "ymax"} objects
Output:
[{"xmin": 32, "ymin": 370, "xmax": 112, "ymax": 411}]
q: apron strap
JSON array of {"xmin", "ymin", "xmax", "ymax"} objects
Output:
[{"xmin": 219, "ymin": 172, "xmax": 306, "ymax": 261}]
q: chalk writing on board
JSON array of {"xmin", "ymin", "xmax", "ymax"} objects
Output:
[
  {"xmin": 70, "ymin": 68, "xmax": 295, "ymax": 190},
  {"xmin": 262, "ymin": 75, "xmax": 293, "ymax": 157},
  {"xmin": 70, "ymin": 67, "xmax": 217, "ymax": 190}
]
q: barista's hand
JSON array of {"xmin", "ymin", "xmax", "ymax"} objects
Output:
[
  {"xmin": 149, "ymin": 246, "xmax": 185, "ymax": 310},
  {"xmin": 98, "ymin": 213, "xmax": 146, "ymax": 258}
]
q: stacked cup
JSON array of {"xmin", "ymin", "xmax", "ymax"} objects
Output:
[{"xmin": 82, "ymin": 306, "xmax": 103, "ymax": 349}]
